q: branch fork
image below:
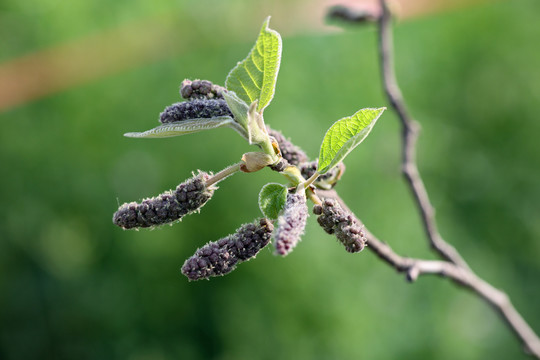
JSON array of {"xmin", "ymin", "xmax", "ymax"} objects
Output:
[{"xmin": 323, "ymin": 0, "xmax": 540, "ymax": 357}]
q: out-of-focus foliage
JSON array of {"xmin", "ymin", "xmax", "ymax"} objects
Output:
[{"xmin": 1, "ymin": 1, "xmax": 540, "ymax": 359}]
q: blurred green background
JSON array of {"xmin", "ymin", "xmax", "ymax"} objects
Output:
[{"xmin": 1, "ymin": 0, "xmax": 540, "ymax": 359}]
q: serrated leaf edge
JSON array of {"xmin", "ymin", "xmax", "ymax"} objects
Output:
[
  {"xmin": 225, "ymin": 16, "xmax": 282, "ymax": 113},
  {"xmin": 318, "ymin": 107, "xmax": 386, "ymax": 174},
  {"xmin": 257, "ymin": 16, "xmax": 282, "ymax": 112}
]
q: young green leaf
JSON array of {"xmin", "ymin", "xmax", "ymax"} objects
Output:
[
  {"xmin": 223, "ymin": 91, "xmax": 249, "ymax": 132},
  {"xmin": 124, "ymin": 116, "xmax": 237, "ymax": 138},
  {"xmin": 225, "ymin": 17, "xmax": 282, "ymax": 113},
  {"xmin": 223, "ymin": 92, "xmax": 274, "ymax": 155},
  {"xmin": 318, "ymin": 107, "xmax": 385, "ymax": 174},
  {"xmin": 258, "ymin": 183, "xmax": 288, "ymax": 220}
]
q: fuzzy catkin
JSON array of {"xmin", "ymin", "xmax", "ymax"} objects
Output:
[
  {"xmin": 159, "ymin": 99, "xmax": 233, "ymax": 124},
  {"xmin": 266, "ymin": 127, "xmax": 309, "ymax": 166},
  {"xmin": 181, "ymin": 218, "xmax": 274, "ymax": 281},
  {"xmin": 180, "ymin": 79, "xmax": 227, "ymax": 100},
  {"xmin": 274, "ymin": 192, "xmax": 308, "ymax": 256},
  {"xmin": 113, "ymin": 172, "xmax": 215, "ymax": 229},
  {"xmin": 313, "ymin": 199, "xmax": 367, "ymax": 253}
]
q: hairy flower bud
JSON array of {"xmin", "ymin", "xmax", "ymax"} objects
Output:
[
  {"xmin": 181, "ymin": 218, "xmax": 274, "ymax": 281},
  {"xmin": 113, "ymin": 172, "xmax": 215, "ymax": 229},
  {"xmin": 274, "ymin": 192, "xmax": 308, "ymax": 256},
  {"xmin": 299, "ymin": 160, "xmax": 346, "ymax": 190},
  {"xmin": 313, "ymin": 199, "xmax": 367, "ymax": 253},
  {"xmin": 180, "ymin": 79, "xmax": 227, "ymax": 100},
  {"xmin": 266, "ymin": 126, "xmax": 308, "ymax": 166},
  {"xmin": 159, "ymin": 99, "xmax": 233, "ymax": 124}
]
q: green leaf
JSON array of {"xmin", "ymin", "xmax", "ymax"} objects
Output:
[
  {"xmin": 318, "ymin": 107, "xmax": 386, "ymax": 174},
  {"xmin": 225, "ymin": 17, "xmax": 282, "ymax": 113},
  {"xmin": 223, "ymin": 91, "xmax": 249, "ymax": 132},
  {"xmin": 124, "ymin": 116, "xmax": 236, "ymax": 138},
  {"xmin": 258, "ymin": 183, "xmax": 288, "ymax": 220}
]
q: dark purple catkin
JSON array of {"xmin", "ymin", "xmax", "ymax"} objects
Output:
[
  {"xmin": 274, "ymin": 192, "xmax": 308, "ymax": 256},
  {"xmin": 181, "ymin": 218, "xmax": 274, "ymax": 281},
  {"xmin": 159, "ymin": 99, "xmax": 233, "ymax": 124},
  {"xmin": 266, "ymin": 126, "xmax": 309, "ymax": 166},
  {"xmin": 113, "ymin": 172, "xmax": 215, "ymax": 229},
  {"xmin": 180, "ymin": 79, "xmax": 227, "ymax": 100},
  {"xmin": 313, "ymin": 199, "xmax": 367, "ymax": 253},
  {"xmin": 299, "ymin": 160, "xmax": 345, "ymax": 189}
]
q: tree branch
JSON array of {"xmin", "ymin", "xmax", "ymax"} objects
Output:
[
  {"xmin": 319, "ymin": 1, "xmax": 540, "ymax": 357},
  {"xmin": 377, "ymin": 0, "xmax": 469, "ymax": 269},
  {"xmin": 318, "ymin": 189, "xmax": 540, "ymax": 358}
]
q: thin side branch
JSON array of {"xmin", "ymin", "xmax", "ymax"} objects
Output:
[
  {"xmin": 377, "ymin": 0, "xmax": 469, "ymax": 270},
  {"xmin": 319, "ymin": 0, "xmax": 540, "ymax": 356},
  {"xmin": 205, "ymin": 162, "xmax": 242, "ymax": 187}
]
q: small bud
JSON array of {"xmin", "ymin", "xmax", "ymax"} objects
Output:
[
  {"xmin": 180, "ymin": 79, "xmax": 193, "ymax": 99},
  {"xmin": 211, "ymin": 84, "xmax": 224, "ymax": 98},
  {"xmin": 313, "ymin": 198, "xmax": 367, "ymax": 253},
  {"xmin": 266, "ymin": 126, "xmax": 308, "ymax": 166},
  {"xmin": 113, "ymin": 171, "xmax": 215, "ymax": 229},
  {"xmin": 159, "ymin": 99, "xmax": 233, "ymax": 124},
  {"xmin": 199, "ymin": 80, "xmax": 212, "ymax": 94},
  {"xmin": 181, "ymin": 218, "xmax": 274, "ymax": 281},
  {"xmin": 274, "ymin": 191, "xmax": 308, "ymax": 256},
  {"xmin": 240, "ymin": 152, "xmax": 275, "ymax": 173},
  {"xmin": 180, "ymin": 79, "xmax": 227, "ymax": 100}
]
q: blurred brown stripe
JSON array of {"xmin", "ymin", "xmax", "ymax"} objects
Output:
[
  {"xmin": 0, "ymin": 0, "xmax": 491, "ymax": 113},
  {"xmin": 0, "ymin": 18, "xmax": 185, "ymax": 111}
]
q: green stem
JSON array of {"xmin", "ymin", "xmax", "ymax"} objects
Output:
[
  {"xmin": 205, "ymin": 162, "xmax": 243, "ymax": 187},
  {"xmin": 281, "ymin": 165, "xmax": 322, "ymax": 205},
  {"xmin": 303, "ymin": 171, "xmax": 320, "ymax": 189},
  {"xmin": 258, "ymin": 138, "xmax": 279, "ymax": 163},
  {"xmin": 307, "ymin": 188, "xmax": 322, "ymax": 205}
]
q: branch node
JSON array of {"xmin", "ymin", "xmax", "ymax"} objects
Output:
[{"xmin": 406, "ymin": 266, "xmax": 419, "ymax": 282}]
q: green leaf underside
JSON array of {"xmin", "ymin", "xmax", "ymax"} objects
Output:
[
  {"xmin": 223, "ymin": 91, "xmax": 249, "ymax": 134},
  {"xmin": 318, "ymin": 107, "xmax": 386, "ymax": 174},
  {"xmin": 225, "ymin": 17, "xmax": 282, "ymax": 113},
  {"xmin": 124, "ymin": 117, "xmax": 235, "ymax": 138},
  {"xmin": 258, "ymin": 183, "xmax": 288, "ymax": 220}
]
